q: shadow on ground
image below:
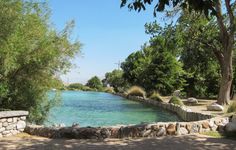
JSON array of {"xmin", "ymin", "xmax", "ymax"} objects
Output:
[{"xmin": 0, "ymin": 134, "xmax": 236, "ymax": 150}]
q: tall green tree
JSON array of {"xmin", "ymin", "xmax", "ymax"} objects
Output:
[
  {"xmin": 104, "ymin": 69, "xmax": 128, "ymax": 92},
  {"xmin": 122, "ymin": 25, "xmax": 185, "ymax": 95},
  {"xmin": 0, "ymin": 0, "xmax": 81, "ymax": 123},
  {"xmin": 121, "ymin": 0, "xmax": 236, "ymax": 105},
  {"xmin": 86, "ymin": 76, "xmax": 103, "ymax": 90},
  {"xmin": 175, "ymin": 12, "xmax": 221, "ymax": 98}
]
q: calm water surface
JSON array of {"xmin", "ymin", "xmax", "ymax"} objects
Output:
[{"xmin": 46, "ymin": 91, "xmax": 180, "ymax": 127}]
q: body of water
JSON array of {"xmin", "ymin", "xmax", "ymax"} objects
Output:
[{"xmin": 46, "ymin": 91, "xmax": 180, "ymax": 127}]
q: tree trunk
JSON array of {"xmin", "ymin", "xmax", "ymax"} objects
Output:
[{"xmin": 217, "ymin": 51, "xmax": 233, "ymax": 105}]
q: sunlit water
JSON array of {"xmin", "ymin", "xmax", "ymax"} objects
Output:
[{"xmin": 46, "ymin": 91, "xmax": 180, "ymax": 127}]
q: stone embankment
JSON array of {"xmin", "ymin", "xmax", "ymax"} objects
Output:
[
  {"xmin": 25, "ymin": 95, "xmax": 230, "ymax": 139},
  {"xmin": 0, "ymin": 111, "xmax": 28, "ymax": 137}
]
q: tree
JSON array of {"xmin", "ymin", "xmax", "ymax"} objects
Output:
[
  {"xmin": 175, "ymin": 12, "xmax": 221, "ymax": 98},
  {"xmin": 121, "ymin": 0, "xmax": 236, "ymax": 105},
  {"xmin": 0, "ymin": 1, "xmax": 81, "ymax": 124},
  {"xmin": 122, "ymin": 25, "xmax": 185, "ymax": 95},
  {"xmin": 86, "ymin": 76, "xmax": 103, "ymax": 90},
  {"xmin": 104, "ymin": 69, "xmax": 128, "ymax": 92}
]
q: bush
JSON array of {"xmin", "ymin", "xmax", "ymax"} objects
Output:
[
  {"xmin": 169, "ymin": 96, "xmax": 184, "ymax": 106},
  {"xmin": 227, "ymin": 101, "xmax": 236, "ymax": 113},
  {"xmin": 103, "ymin": 87, "xmax": 114, "ymax": 93},
  {"xmin": 149, "ymin": 92, "xmax": 163, "ymax": 102},
  {"xmin": 127, "ymin": 86, "xmax": 146, "ymax": 97}
]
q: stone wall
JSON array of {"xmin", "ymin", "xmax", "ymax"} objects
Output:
[
  {"xmin": 0, "ymin": 111, "xmax": 28, "ymax": 137},
  {"xmin": 25, "ymin": 116, "xmax": 229, "ymax": 139},
  {"xmin": 24, "ymin": 94, "xmax": 230, "ymax": 139},
  {"xmin": 116, "ymin": 93, "xmax": 213, "ymax": 121}
]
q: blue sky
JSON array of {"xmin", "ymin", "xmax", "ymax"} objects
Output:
[{"xmin": 49, "ymin": 0, "xmax": 163, "ymax": 84}]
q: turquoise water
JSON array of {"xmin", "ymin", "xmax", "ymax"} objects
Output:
[{"xmin": 46, "ymin": 91, "xmax": 180, "ymax": 127}]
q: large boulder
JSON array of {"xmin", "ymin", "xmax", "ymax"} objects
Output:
[
  {"xmin": 187, "ymin": 97, "xmax": 198, "ymax": 104},
  {"xmin": 225, "ymin": 122, "xmax": 236, "ymax": 132},
  {"xmin": 207, "ymin": 103, "xmax": 224, "ymax": 111}
]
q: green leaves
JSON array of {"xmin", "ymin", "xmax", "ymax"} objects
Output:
[{"xmin": 0, "ymin": 0, "xmax": 81, "ymax": 123}]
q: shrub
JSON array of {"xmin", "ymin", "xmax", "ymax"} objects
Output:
[
  {"xmin": 169, "ymin": 96, "xmax": 184, "ymax": 106},
  {"xmin": 127, "ymin": 86, "xmax": 146, "ymax": 97},
  {"xmin": 227, "ymin": 101, "xmax": 236, "ymax": 113},
  {"xmin": 149, "ymin": 92, "xmax": 163, "ymax": 102},
  {"xmin": 103, "ymin": 87, "xmax": 114, "ymax": 93}
]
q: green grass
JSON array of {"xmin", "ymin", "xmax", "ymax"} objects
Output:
[
  {"xmin": 127, "ymin": 86, "xmax": 146, "ymax": 97},
  {"xmin": 227, "ymin": 100, "xmax": 236, "ymax": 113},
  {"xmin": 201, "ymin": 131, "xmax": 224, "ymax": 138},
  {"xmin": 169, "ymin": 96, "xmax": 184, "ymax": 106}
]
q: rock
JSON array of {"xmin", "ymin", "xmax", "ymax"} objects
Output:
[
  {"xmin": 1, "ymin": 119, "xmax": 6, "ymax": 122},
  {"xmin": 2, "ymin": 130, "xmax": 10, "ymax": 135},
  {"xmin": 0, "ymin": 127, "xmax": 5, "ymax": 132},
  {"xmin": 110, "ymin": 128, "xmax": 119, "ymax": 138},
  {"xmin": 166, "ymin": 124, "xmax": 176, "ymax": 135},
  {"xmin": 6, "ymin": 124, "xmax": 15, "ymax": 130},
  {"xmin": 2, "ymin": 122, "xmax": 8, "ymax": 127},
  {"xmin": 173, "ymin": 90, "xmax": 181, "ymax": 97},
  {"xmin": 190, "ymin": 123, "xmax": 199, "ymax": 133},
  {"xmin": 187, "ymin": 97, "xmax": 198, "ymax": 104},
  {"xmin": 225, "ymin": 122, "xmax": 236, "ymax": 132},
  {"xmin": 13, "ymin": 117, "xmax": 17, "ymax": 123},
  {"xmin": 0, "ymin": 123, "xmax": 2, "ymax": 128},
  {"xmin": 202, "ymin": 122, "xmax": 210, "ymax": 129},
  {"xmin": 231, "ymin": 114, "xmax": 236, "ymax": 123},
  {"xmin": 100, "ymin": 128, "xmax": 111, "ymax": 139},
  {"xmin": 179, "ymin": 127, "xmax": 188, "ymax": 135},
  {"xmin": 207, "ymin": 103, "xmax": 224, "ymax": 111},
  {"xmin": 20, "ymin": 116, "xmax": 26, "ymax": 121},
  {"xmin": 72, "ymin": 123, "xmax": 80, "ymax": 128},
  {"xmin": 141, "ymin": 129, "xmax": 151, "ymax": 137},
  {"xmin": 17, "ymin": 121, "xmax": 26, "ymax": 130},
  {"xmin": 156, "ymin": 127, "xmax": 166, "ymax": 136},
  {"xmin": 7, "ymin": 118, "xmax": 12, "ymax": 123}
]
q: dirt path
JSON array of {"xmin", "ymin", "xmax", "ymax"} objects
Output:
[{"xmin": 0, "ymin": 134, "xmax": 235, "ymax": 150}]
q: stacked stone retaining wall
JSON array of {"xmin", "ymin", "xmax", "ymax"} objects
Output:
[
  {"xmin": 0, "ymin": 111, "xmax": 28, "ymax": 137},
  {"xmin": 25, "ymin": 94, "xmax": 230, "ymax": 139}
]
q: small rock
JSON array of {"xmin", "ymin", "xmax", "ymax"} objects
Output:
[
  {"xmin": 207, "ymin": 103, "xmax": 224, "ymax": 111},
  {"xmin": 6, "ymin": 124, "xmax": 15, "ymax": 130},
  {"xmin": 156, "ymin": 127, "xmax": 165, "ymax": 136},
  {"xmin": 166, "ymin": 124, "xmax": 176, "ymax": 135},
  {"xmin": 231, "ymin": 115, "xmax": 236, "ymax": 123},
  {"xmin": 2, "ymin": 130, "xmax": 10, "ymax": 135},
  {"xmin": 141, "ymin": 129, "xmax": 151, "ymax": 137},
  {"xmin": 1, "ymin": 119, "xmax": 6, "ymax": 122},
  {"xmin": 0, "ymin": 127, "xmax": 5, "ymax": 132},
  {"xmin": 7, "ymin": 118, "xmax": 12, "ymax": 123},
  {"xmin": 20, "ymin": 116, "xmax": 26, "ymax": 121},
  {"xmin": 0, "ymin": 123, "xmax": 2, "ymax": 128},
  {"xmin": 173, "ymin": 90, "xmax": 181, "ymax": 97},
  {"xmin": 187, "ymin": 97, "xmax": 198, "ymax": 104},
  {"xmin": 179, "ymin": 127, "xmax": 188, "ymax": 135},
  {"xmin": 72, "ymin": 123, "xmax": 80, "ymax": 128},
  {"xmin": 13, "ymin": 117, "xmax": 17, "ymax": 123},
  {"xmin": 3, "ymin": 122, "xmax": 8, "ymax": 127},
  {"xmin": 225, "ymin": 122, "xmax": 236, "ymax": 132},
  {"xmin": 16, "ymin": 121, "xmax": 26, "ymax": 130},
  {"xmin": 202, "ymin": 122, "xmax": 210, "ymax": 129}
]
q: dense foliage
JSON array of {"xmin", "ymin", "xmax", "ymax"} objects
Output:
[
  {"xmin": 121, "ymin": 0, "xmax": 236, "ymax": 105},
  {"xmin": 0, "ymin": 1, "xmax": 81, "ymax": 124},
  {"xmin": 122, "ymin": 24, "xmax": 185, "ymax": 96},
  {"xmin": 67, "ymin": 83, "xmax": 92, "ymax": 91},
  {"xmin": 86, "ymin": 76, "xmax": 103, "ymax": 90},
  {"xmin": 103, "ymin": 69, "xmax": 128, "ymax": 92}
]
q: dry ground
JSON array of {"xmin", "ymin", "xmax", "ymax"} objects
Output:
[{"xmin": 0, "ymin": 133, "xmax": 235, "ymax": 150}]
